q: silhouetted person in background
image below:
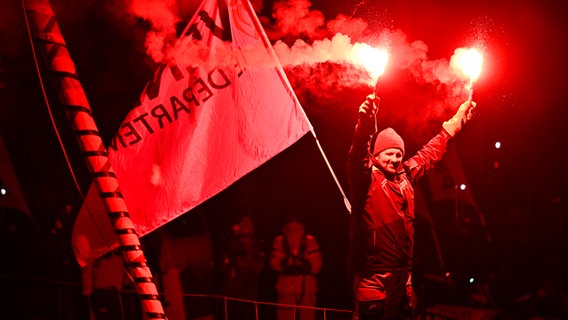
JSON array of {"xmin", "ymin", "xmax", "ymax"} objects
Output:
[
  {"xmin": 347, "ymin": 94, "xmax": 476, "ymax": 319},
  {"xmin": 220, "ymin": 215, "xmax": 265, "ymax": 320},
  {"xmin": 270, "ymin": 218, "xmax": 322, "ymax": 320},
  {"xmin": 81, "ymin": 251, "xmax": 141, "ymax": 320}
]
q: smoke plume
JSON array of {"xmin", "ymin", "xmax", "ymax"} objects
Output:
[{"xmin": 123, "ymin": 0, "xmax": 478, "ymax": 136}]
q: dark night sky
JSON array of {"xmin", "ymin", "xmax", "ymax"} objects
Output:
[{"xmin": 1, "ymin": 0, "xmax": 568, "ymax": 314}]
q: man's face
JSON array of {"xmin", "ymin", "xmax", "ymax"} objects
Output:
[{"xmin": 375, "ymin": 148, "xmax": 403, "ymax": 175}]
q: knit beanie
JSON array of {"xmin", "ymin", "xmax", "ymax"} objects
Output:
[{"xmin": 372, "ymin": 127, "xmax": 405, "ymax": 156}]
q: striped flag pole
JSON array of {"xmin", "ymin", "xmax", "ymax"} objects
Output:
[{"xmin": 22, "ymin": 0, "xmax": 166, "ymax": 318}]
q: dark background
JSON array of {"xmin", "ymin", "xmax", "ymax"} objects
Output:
[{"xmin": 1, "ymin": 0, "xmax": 567, "ymax": 318}]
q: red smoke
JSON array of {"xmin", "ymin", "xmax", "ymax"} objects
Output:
[
  {"xmin": 125, "ymin": 0, "xmax": 481, "ymax": 141},
  {"xmin": 263, "ymin": 1, "xmax": 474, "ymax": 123}
]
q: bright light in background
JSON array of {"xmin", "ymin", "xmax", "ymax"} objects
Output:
[
  {"xmin": 460, "ymin": 184, "xmax": 467, "ymax": 191},
  {"xmin": 1, "ymin": 187, "xmax": 6, "ymax": 196},
  {"xmin": 469, "ymin": 277, "xmax": 475, "ymax": 283},
  {"xmin": 494, "ymin": 142, "xmax": 501, "ymax": 169},
  {"xmin": 353, "ymin": 44, "xmax": 389, "ymax": 84}
]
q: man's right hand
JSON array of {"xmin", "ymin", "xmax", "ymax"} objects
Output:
[
  {"xmin": 358, "ymin": 94, "xmax": 379, "ymax": 133},
  {"xmin": 358, "ymin": 94, "xmax": 379, "ymax": 118}
]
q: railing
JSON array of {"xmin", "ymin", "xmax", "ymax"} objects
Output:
[
  {"xmin": 217, "ymin": 296, "xmax": 352, "ymax": 320},
  {"xmin": 1, "ymin": 275, "xmax": 500, "ymax": 319},
  {"xmin": 0, "ymin": 275, "xmax": 352, "ymax": 320}
]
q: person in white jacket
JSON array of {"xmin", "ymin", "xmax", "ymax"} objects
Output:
[{"xmin": 270, "ymin": 218, "xmax": 323, "ymax": 320}]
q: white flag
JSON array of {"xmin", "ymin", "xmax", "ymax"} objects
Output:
[{"xmin": 72, "ymin": 0, "xmax": 312, "ymax": 266}]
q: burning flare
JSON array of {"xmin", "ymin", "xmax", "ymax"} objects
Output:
[
  {"xmin": 353, "ymin": 44, "xmax": 389, "ymax": 85},
  {"xmin": 451, "ymin": 47, "xmax": 483, "ymax": 100},
  {"xmin": 453, "ymin": 48, "xmax": 483, "ymax": 82}
]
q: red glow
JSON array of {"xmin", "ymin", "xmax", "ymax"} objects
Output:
[
  {"xmin": 452, "ymin": 47, "xmax": 484, "ymax": 82},
  {"xmin": 353, "ymin": 44, "xmax": 389, "ymax": 83}
]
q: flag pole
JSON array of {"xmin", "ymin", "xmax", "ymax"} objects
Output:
[
  {"xmin": 241, "ymin": 0, "xmax": 352, "ymax": 213},
  {"xmin": 22, "ymin": 0, "xmax": 166, "ymax": 318}
]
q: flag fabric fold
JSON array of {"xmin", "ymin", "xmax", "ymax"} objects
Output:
[{"xmin": 72, "ymin": 0, "xmax": 312, "ymax": 266}]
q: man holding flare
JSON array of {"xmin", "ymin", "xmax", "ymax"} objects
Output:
[{"xmin": 346, "ymin": 92, "xmax": 476, "ymax": 319}]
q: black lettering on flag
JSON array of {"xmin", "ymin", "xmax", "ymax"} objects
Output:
[
  {"xmin": 185, "ymin": 23, "xmax": 203, "ymax": 41},
  {"xmin": 121, "ymin": 122, "xmax": 143, "ymax": 146},
  {"xmin": 184, "ymin": 2, "xmax": 232, "ymax": 42},
  {"xmin": 109, "ymin": 65, "xmax": 242, "ymax": 152},
  {"xmin": 110, "ymin": 133, "xmax": 126, "ymax": 150},
  {"xmin": 145, "ymin": 65, "xmax": 166, "ymax": 101},
  {"xmin": 208, "ymin": 68, "xmax": 231, "ymax": 90},
  {"xmin": 183, "ymin": 86, "xmax": 200, "ymax": 107},
  {"xmin": 151, "ymin": 104, "xmax": 173, "ymax": 129},
  {"xmin": 194, "ymin": 78, "xmax": 214, "ymax": 103},
  {"xmin": 170, "ymin": 65, "xmax": 185, "ymax": 82},
  {"xmin": 133, "ymin": 113, "xmax": 155, "ymax": 134},
  {"xmin": 198, "ymin": 10, "xmax": 231, "ymax": 42},
  {"xmin": 145, "ymin": 5, "xmax": 232, "ymax": 103},
  {"xmin": 171, "ymin": 96, "xmax": 191, "ymax": 120}
]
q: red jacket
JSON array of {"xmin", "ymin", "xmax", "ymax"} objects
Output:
[{"xmin": 347, "ymin": 123, "xmax": 452, "ymax": 273}]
